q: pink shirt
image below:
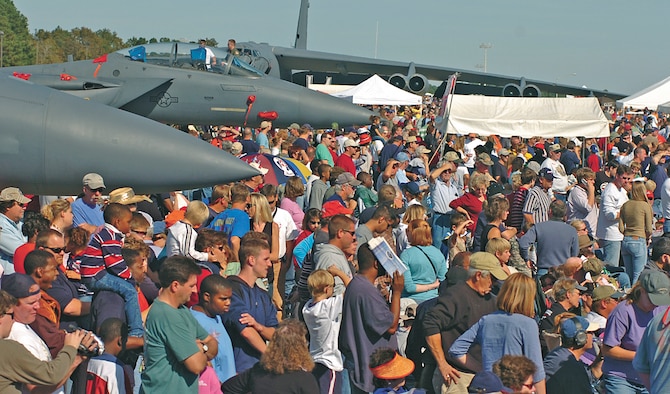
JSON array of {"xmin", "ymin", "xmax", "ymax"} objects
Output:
[{"xmin": 281, "ymin": 197, "xmax": 304, "ymax": 231}]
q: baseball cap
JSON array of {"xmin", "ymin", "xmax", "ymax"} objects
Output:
[
  {"xmin": 400, "ymin": 182, "xmax": 421, "ymax": 196},
  {"xmin": 444, "ymin": 151, "xmax": 463, "ymax": 163},
  {"xmin": 343, "ymin": 139, "xmax": 359, "ymax": 148},
  {"xmin": 82, "ymin": 173, "xmax": 105, "ymax": 189},
  {"xmin": 1, "ymin": 273, "xmax": 40, "ymax": 299},
  {"xmin": 467, "ymin": 371, "xmax": 504, "ymax": 393},
  {"xmin": 395, "ymin": 152, "xmax": 410, "ymax": 162},
  {"xmin": 486, "ymin": 182, "xmax": 504, "ymax": 198},
  {"xmin": 591, "ymin": 285, "xmax": 624, "ymax": 303},
  {"xmin": 641, "ymin": 270, "xmax": 670, "ymax": 306},
  {"xmin": 526, "ymin": 161, "xmax": 541, "ymax": 175},
  {"xmin": 359, "ymin": 133, "xmax": 372, "ymax": 145},
  {"xmin": 538, "ymin": 168, "xmax": 554, "ymax": 181},
  {"xmin": 476, "ymin": 152, "xmax": 494, "ymax": 166},
  {"xmin": 321, "ymin": 200, "xmax": 353, "ymax": 218},
  {"xmin": 560, "ymin": 316, "xmax": 599, "ymax": 340},
  {"xmin": 335, "ymin": 172, "xmax": 361, "ymax": 186},
  {"xmin": 548, "ymin": 143, "xmax": 562, "ymax": 153},
  {"xmin": 0, "ymin": 187, "xmax": 31, "ymax": 204},
  {"xmin": 582, "ymin": 257, "xmax": 603, "ymax": 275},
  {"xmin": 469, "ymin": 252, "xmax": 508, "ymax": 280}
]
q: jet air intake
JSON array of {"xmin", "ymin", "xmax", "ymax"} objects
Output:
[
  {"xmin": 388, "ymin": 73, "xmax": 429, "ymax": 95},
  {"xmin": 502, "ymin": 82, "xmax": 541, "ymax": 97},
  {"xmin": 408, "ymin": 74, "xmax": 429, "ymax": 95},
  {"xmin": 389, "ymin": 74, "xmax": 408, "ymax": 90}
]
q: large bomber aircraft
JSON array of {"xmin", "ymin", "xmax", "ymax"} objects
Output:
[
  {"xmin": 204, "ymin": 0, "xmax": 626, "ymax": 100},
  {"xmin": 1, "ymin": 42, "xmax": 374, "ymax": 129}
]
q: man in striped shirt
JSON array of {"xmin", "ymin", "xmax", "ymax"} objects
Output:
[
  {"xmin": 523, "ymin": 168, "xmax": 553, "ymax": 227},
  {"xmin": 80, "ymin": 203, "xmax": 144, "ymax": 338}
]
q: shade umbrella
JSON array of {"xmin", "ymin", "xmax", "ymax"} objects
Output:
[
  {"xmin": 284, "ymin": 157, "xmax": 312, "ymax": 180},
  {"xmin": 240, "ymin": 154, "xmax": 308, "ymax": 184}
]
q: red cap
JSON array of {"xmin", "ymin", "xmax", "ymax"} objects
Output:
[{"xmin": 322, "ymin": 200, "xmax": 353, "ymax": 218}]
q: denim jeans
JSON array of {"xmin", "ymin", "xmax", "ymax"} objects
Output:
[
  {"xmin": 599, "ymin": 239, "xmax": 622, "ymax": 267},
  {"xmin": 603, "ymin": 374, "xmax": 648, "ymax": 394},
  {"xmin": 432, "ymin": 212, "xmax": 452, "ymax": 257},
  {"xmin": 90, "ymin": 274, "xmax": 144, "ymax": 337},
  {"xmin": 621, "ymin": 236, "xmax": 647, "ymax": 284}
]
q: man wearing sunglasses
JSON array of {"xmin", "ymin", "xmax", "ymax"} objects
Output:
[
  {"xmin": 71, "ymin": 173, "xmax": 106, "ymax": 235},
  {"xmin": 36, "ymin": 229, "xmax": 92, "ymax": 332},
  {"xmin": 0, "ymin": 187, "xmax": 31, "ymax": 274}
]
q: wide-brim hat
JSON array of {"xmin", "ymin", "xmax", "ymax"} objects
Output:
[
  {"xmin": 108, "ymin": 187, "xmax": 152, "ymax": 205},
  {"xmin": 370, "ymin": 353, "xmax": 415, "ymax": 380}
]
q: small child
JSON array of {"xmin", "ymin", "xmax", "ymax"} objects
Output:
[
  {"xmin": 444, "ymin": 212, "xmax": 472, "ymax": 262},
  {"xmin": 485, "ymin": 237, "xmax": 519, "ymax": 277},
  {"xmin": 86, "ymin": 317, "xmax": 134, "ymax": 393},
  {"xmin": 302, "ymin": 268, "xmax": 351, "ymax": 394},
  {"xmin": 80, "ymin": 203, "xmax": 144, "ymax": 337},
  {"xmin": 369, "ymin": 347, "xmax": 425, "ymax": 394},
  {"xmin": 191, "ymin": 275, "xmax": 236, "ymax": 385},
  {"xmin": 355, "ymin": 171, "xmax": 378, "ymax": 214}
]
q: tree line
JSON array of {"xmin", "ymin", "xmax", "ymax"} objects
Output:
[{"xmin": 0, "ymin": 0, "xmax": 217, "ymax": 66}]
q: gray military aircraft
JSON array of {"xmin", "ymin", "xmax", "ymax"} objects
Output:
[
  {"xmin": 1, "ymin": 42, "xmax": 374, "ymax": 128},
  {"xmin": 200, "ymin": 0, "xmax": 625, "ymax": 100},
  {"xmin": 0, "ymin": 75, "xmax": 260, "ymax": 195}
]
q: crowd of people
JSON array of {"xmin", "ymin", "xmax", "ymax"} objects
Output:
[{"xmin": 2, "ymin": 103, "xmax": 670, "ymax": 394}]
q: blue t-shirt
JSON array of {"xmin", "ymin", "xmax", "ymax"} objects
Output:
[
  {"xmin": 190, "ymin": 308, "xmax": 236, "ymax": 383},
  {"xmin": 222, "ymin": 276, "xmax": 278, "ymax": 373},
  {"xmin": 256, "ymin": 132, "xmax": 269, "ymax": 149},
  {"xmin": 207, "ymin": 208, "xmax": 250, "ymax": 245},
  {"xmin": 71, "ymin": 197, "xmax": 104, "ymax": 227}
]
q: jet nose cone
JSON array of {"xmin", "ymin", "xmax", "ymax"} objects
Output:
[
  {"xmin": 0, "ymin": 77, "xmax": 260, "ymax": 195},
  {"xmin": 293, "ymin": 89, "xmax": 375, "ymax": 128}
]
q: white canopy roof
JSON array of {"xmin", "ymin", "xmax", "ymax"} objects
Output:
[
  {"xmin": 442, "ymin": 95, "xmax": 610, "ymax": 138},
  {"xmin": 616, "ymin": 75, "xmax": 670, "ymax": 110},
  {"xmin": 331, "ymin": 74, "xmax": 422, "ymax": 106}
]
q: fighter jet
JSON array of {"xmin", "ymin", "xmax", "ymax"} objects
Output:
[
  {"xmin": 1, "ymin": 42, "xmax": 374, "ymax": 128},
  {"xmin": 0, "ymin": 75, "xmax": 261, "ymax": 195}
]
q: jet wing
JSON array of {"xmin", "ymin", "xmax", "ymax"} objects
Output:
[{"xmin": 269, "ymin": 46, "xmax": 625, "ymax": 99}]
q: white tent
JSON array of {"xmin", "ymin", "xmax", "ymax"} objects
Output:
[
  {"xmin": 331, "ymin": 74, "xmax": 422, "ymax": 106},
  {"xmin": 442, "ymin": 95, "xmax": 610, "ymax": 138},
  {"xmin": 616, "ymin": 75, "xmax": 670, "ymax": 110}
]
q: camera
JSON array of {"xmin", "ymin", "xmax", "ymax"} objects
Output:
[{"xmin": 67, "ymin": 325, "xmax": 105, "ymax": 357}]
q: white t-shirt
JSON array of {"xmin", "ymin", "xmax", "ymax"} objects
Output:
[
  {"xmin": 273, "ymin": 207, "xmax": 298, "ymax": 259},
  {"xmin": 464, "ymin": 138, "xmax": 485, "ymax": 168},
  {"xmin": 302, "ymin": 295, "xmax": 344, "ymax": 371}
]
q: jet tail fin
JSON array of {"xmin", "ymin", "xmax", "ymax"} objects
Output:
[{"xmin": 294, "ymin": 0, "xmax": 309, "ymax": 49}]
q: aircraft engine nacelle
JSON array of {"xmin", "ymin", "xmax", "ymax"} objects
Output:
[
  {"xmin": 389, "ymin": 73, "xmax": 408, "ymax": 90},
  {"xmin": 502, "ymin": 84, "xmax": 522, "ymax": 97},
  {"xmin": 522, "ymin": 84, "xmax": 541, "ymax": 97},
  {"xmin": 502, "ymin": 83, "xmax": 542, "ymax": 97},
  {"xmin": 408, "ymin": 74, "xmax": 429, "ymax": 95}
]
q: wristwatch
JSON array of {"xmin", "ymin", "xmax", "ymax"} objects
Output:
[{"xmin": 202, "ymin": 343, "xmax": 209, "ymax": 353}]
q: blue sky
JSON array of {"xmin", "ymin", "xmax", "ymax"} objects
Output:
[{"xmin": 13, "ymin": 0, "xmax": 669, "ymax": 95}]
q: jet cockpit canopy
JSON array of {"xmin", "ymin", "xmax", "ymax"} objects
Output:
[{"xmin": 116, "ymin": 42, "xmax": 264, "ymax": 78}]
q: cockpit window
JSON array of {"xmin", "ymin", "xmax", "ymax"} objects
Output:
[{"xmin": 116, "ymin": 43, "xmax": 264, "ymax": 78}]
